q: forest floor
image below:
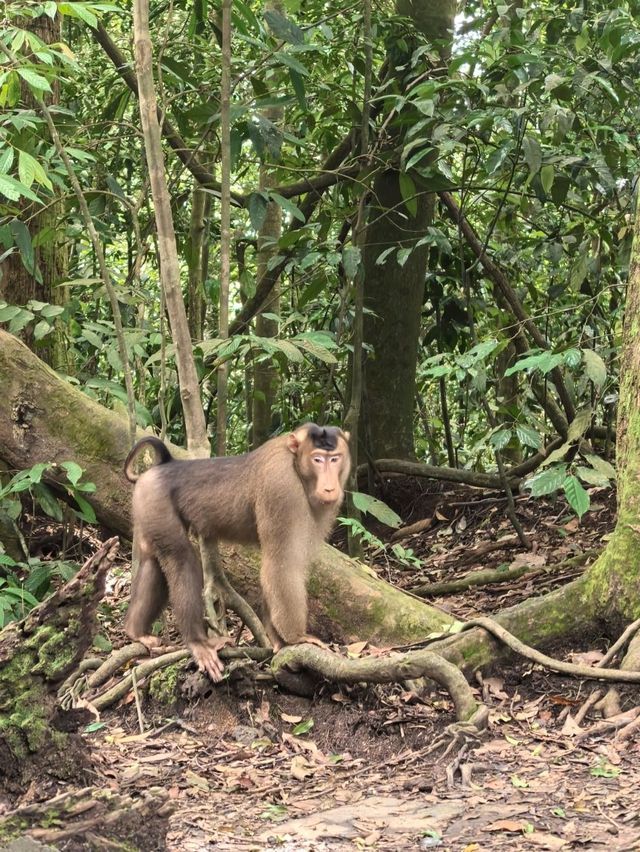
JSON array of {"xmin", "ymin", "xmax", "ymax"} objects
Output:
[{"xmin": 3, "ymin": 480, "xmax": 640, "ymax": 851}]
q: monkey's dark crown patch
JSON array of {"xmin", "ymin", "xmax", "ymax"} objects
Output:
[{"xmin": 308, "ymin": 424, "xmax": 340, "ymax": 450}]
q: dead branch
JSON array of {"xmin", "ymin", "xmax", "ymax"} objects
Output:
[
  {"xmin": 270, "ymin": 644, "xmax": 483, "ymax": 724},
  {"xmin": 412, "ymin": 549, "xmax": 595, "ymax": 598}
]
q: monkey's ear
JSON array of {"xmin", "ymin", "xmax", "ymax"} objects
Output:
[
  {"xmin": 342, "ymin": 431, "xmax": 351, "ymax": 443},
  {"xmin": 286, "ymin": 433, "xmax": 301, "ymax": 454}
]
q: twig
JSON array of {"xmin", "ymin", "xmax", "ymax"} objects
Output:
[
  {"xmin": 599, "ymin": 618, "xmax": 640, "ymax": 667},
  {"xmin": 131, "ymin": 667, "xmax": 145, "ymax": 734}
]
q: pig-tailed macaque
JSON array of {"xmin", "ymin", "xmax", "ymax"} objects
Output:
[{"xmin": 123, "ymin": 424, "xmax": 351, "ymax": 681}]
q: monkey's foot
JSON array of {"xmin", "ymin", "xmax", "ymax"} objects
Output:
[
  {"xmin": 300, "ymin": 633, "xmax": 329, "ymax": 650},
  {"xmin": 131, "ymin": 633, "xmax": 163, "ymax": 652},
  {"xmin": 189, "ymin": 636, "xmax": 232, "ymax": 682}
]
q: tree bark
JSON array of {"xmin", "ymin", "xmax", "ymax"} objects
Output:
[
  {"xmin": 0, "ymin": 537, "xmax": 118, "ymax": 782},
  {"xmin": 361, "ymin": 0, "xmax": 455, "ymax": 460}
]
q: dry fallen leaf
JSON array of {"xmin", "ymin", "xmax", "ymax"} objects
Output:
[
  {"xmin": 486, "ymin": 818, "xmax": 529, "ymax": 832},
  {"xmin": 290, "ymin": 755, "xmax": 315, "ymax": 781},
  {"xmin": 281, "ymin": 712, "xmax": 303, "ymax": 724}
]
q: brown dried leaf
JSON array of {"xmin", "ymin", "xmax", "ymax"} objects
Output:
[{"xmin": 290, "ymin": 755, "xmax": 315, "ymax": 781}]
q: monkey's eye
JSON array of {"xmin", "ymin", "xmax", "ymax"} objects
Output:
[
  {"xmin": 312, "ymin": 456, "xmax": 325, "ymax": 464},
  {"xmin": 330, "ymin": 456, "xmax": 341, "ymax": 463}
]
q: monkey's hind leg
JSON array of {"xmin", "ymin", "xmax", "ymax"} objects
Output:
[
  {"xmin": 160, "ymin": 532, "xmax": 231, "ymax": 682},
  {"xmin": 124, "ymin": 541, "xmax": 168, "ymax": 652}
]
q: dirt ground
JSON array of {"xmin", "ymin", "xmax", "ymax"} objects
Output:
[{"xmin": 2, "ymin": 480, "xmax": 640, "ymax": 851}]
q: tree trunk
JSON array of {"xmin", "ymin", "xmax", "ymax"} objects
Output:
[
  {"xmin": 0, "ymin": 331, "xmax": 453, "ymax": 646},
  {"xmin": 0, "ymin": 538, "xmax": 118, "ymax": 782},
  {"xmin": 360, "ymin": 0, "xmax": 455, "ymax": 460}
]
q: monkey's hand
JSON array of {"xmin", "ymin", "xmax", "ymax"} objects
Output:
[{"xmin": 189, "ymin": 636, "xmax": 233, "ymax": 682}]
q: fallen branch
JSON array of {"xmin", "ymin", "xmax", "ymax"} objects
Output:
[
  {"xmin": 412, "ymin": 549, "xmax": 595, "ymax": 598},
  {"xmin": 270, "ymin": 644, "xmax": 483, "ymax": 724}
]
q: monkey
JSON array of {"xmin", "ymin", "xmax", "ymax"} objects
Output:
[{"xmin": 123, "ymin": 424, "xmax": 351, "ymax": 681}]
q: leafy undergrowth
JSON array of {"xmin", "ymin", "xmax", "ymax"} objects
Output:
[{"xmin": 3, "ymin": 483, "xmax": 640, "ymax": 850}]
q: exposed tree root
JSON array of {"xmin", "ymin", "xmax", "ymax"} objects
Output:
[
  {"xmin": 460, "ymin": 616, "xmax": 640, "ymax": 683},
  {"xmin": 63, "ymin": 645, "xmax": 274, "ymax": 710},
  {"xmin": 270, "ymin": 644, "xmax": 484, "ymax": 725},
  {"xmin": 2, "ymin": 784, "xmax": 173, "ymax": 847}
]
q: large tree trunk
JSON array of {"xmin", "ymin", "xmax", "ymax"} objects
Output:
[
  {"xmin": 0, "ymin": 331, "xmax": 453, "ymax": 646},
  {"xmin": 360, "ymin": 0, "xmax": 455, "ymax": 459}
]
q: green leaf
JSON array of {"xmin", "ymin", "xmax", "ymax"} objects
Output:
[
  {"xmin": 399, "ymin": 173, "xmax": 417, "ymax": 217},
  {"xmin": 514, "ymin": 424, "xmax": 542, "ymax": 450},
  {"xmin": 0, "ymin": 174, "xmax": 42, "ymax": 203},
  {"xmin": 248, "ymin": 191, "xmax": 268, "ymax": 232},
  {"xmin": 563, "ymin": 475, "xmax": 590, "ymax": 519},
  {"xmin": 60, "ymin": 461, "xmax": 84, "ymax": 486},
  {"xmin": 489, "ymin": 428, "xmax": 512, "ymax": 451},
  {"xmin": 18, "ymin": 150, "xmax": 37, "ymax": 189},
  {"xmin": 342, "ymin": 246, "xmax": 361, "ymax": 280},
  {"xmin": 505, "ymin": 351, "xmax": 563, "ymax": 377},
  {"xmin": 16, "ymin": 67, "xmax": 51, "ymax": 92},
  {"xmin": 288, "ymin": 68, "xmax": 306, "ymax": 109},
  {"xmin": 575, "ymin": 466, "xmax": 611, "ymax": 488},
  {"xmin": 292, "ymin": 337, "xmax": 337, "ymax": 364},
  {"xmin": 524, "ymin": 465, "xmax": 567, "ymax": 497},
  {"xmin": 567, "ymin": 408, "xmax": 592, "ymax": 442},
  {"xmin": 274, "ymin": 50, "xmax": 308, "ymax": 76},
  {"xmin": 292, "ymin": 718, "xmax": 314, "ymax": 735},
  {"xmin": 541, "ymin": 441, "xmax": 571, "ymax": 467},
  {"xmin": 582, "ymin": 453, "xmax": 616, "ymax": 480},
  {"xmin": 271, "ymin": 339, "xmax": 303, "ymax": 363},
  {"xmin": 563, "ymin": 348, "xmax": 581, "ymax": 368},
  {"xmin": 522, "ymin": 136, "xmax": 542, "ymax": 176},
  {"xmin": 582, "ymin": 350, "xmax": 606, "ymax": 388},
  {"xmin": 73, "ymin": 493, "xmax": 97, "ymax": 523},
  {"xmin": 268, "ymin": 192, "xmax": 305, "ymax": 222},
  {"xmin": 351, "ymin": 492, "xmax": 402, "ymax": 528},
  {"xmin": 264, "ymin": 8, "xmax": 304, "ymax": 44},
  {"xmin": 33, "ymin": 483, "xmax": 63, "ymax": 521},
  {"xmin": 10, "ymin": 219, "xmax": 35, "ymax": 275},
  {"xmin": 33, "ymin": 319, "xmax": 51, "ymax": 340},
  {"xmin": 0, "ymin": 147, "xmax": 14, "ymax": 174},
  {"xmin": 84, "ymin": 721, "xmax": 106, "ymax": 734}
]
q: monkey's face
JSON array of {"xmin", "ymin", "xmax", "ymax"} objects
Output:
[{"xmin": 287, "ymin": 424, "xmax": 351, "ymax": 508}]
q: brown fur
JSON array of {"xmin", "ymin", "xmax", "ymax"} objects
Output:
[{"xmin": 124, "ymin": 424, "xmax": 351, "ymax": 680}]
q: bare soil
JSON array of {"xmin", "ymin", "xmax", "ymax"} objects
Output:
[{"xmin": 2, "ymin": 481, "xmax": 640, "ymax": 851}]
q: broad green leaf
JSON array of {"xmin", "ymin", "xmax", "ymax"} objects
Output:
[
  {"xmin": 0, "ymin": 174, "xmax": 42, "ymax": 204},
  {"xmin": 33, "ymin": 483, "xmax": 63, "ymax": 521},
  {"xmin": 274, "ymin": 50, "xmax": 308, "ymax": 76},
  {"xmin": 10, "ymin": 219, "xmax": 35, "ymax": 274},
  {"xmin": 342, "ymin": 246, "xmax": 361, "ymax": 280},
  {"xmin": 271, "ymin": 339, "xmax": 304, "ymax": 363},
  {"xmin": 18, "ymin": 150, "xmax": 37, "ymax": 189},
  {"xmin": 60, "ymin": 461, "xmax": 84, "ymax": 486},
  {"xmin": 289, "ymin": 68, "xmax": 306, "ymax": 109},
  {"xmin": 292, "ymin": 718, "xmax": 314, "ymax": 735},
  {"xmin": 505, "ymin": 351, "xmax": 563, "ymax": 377},
  {"xmin": 268, "ymin": 192, "xmax": 305, "ymax": 222},
  {"xmin": 351, "ymin": 492, "xmax": 402, "ymax": 528},
  {"xmin": 33, "ymin": 319, "xmax": 52, "ymax": 340},
  {"xmin": 541, "ymin": 441, "xmax": 570, "ymax": 467},
  {"xmin": 567, "ymin": 408, "xmax": 592, "ymax": 442},
  {"xmin": 0, "ymin": 147, "xmax": 14, "ymax": 174},
  {"xmin": 563, "ymin": 348, "xmax": 581, "ymax": 368},
  {"xmin": 540, "ymin": 164, "xmax": 554, "ymax": 194},
  {"xmin": 524, "ymin": 465, "xmax": 567, "ymax": 496},
  {"xmin": 582, "ymin": 349, "xmax": 606, "ymax": 388},
  {"xmin": 73, "ymin": 494, "xmax": 97, "ymax": 523},
  {"xmin": 264, "ymin": 9, "xmax": 304, "ymax": 44},
  {"xmin": 514, "ymin": 424, "xmax": 542, "ymax": 450},
  {"xmin": 563, "ymin": 475, "xmax": 590, "ymax": 518},
  {"xmin": 248, "ymin": 192, "xmax": 268, "ymax": 232},
  {"xmin": 399, "ymin": 173, "xmax": 417, "ymax": 217},
  {"xmin": 397, "ymin": 247, "xmax": 412, "ymax": 267},
  {"xmin": 17, "ymin": 67, "xmax": 51, "ymax": 92},
  {"xmin": 575, "ymin": 466, "xmax": 610, "ymax": 488},
  {"xmin": 522, "ymin": 136, "xmax": 542, "ymax": 176},
  {"xmin": 489, "ymin": 428, "xmax": 512, "ymax": 451},
  {"xmin": 292, "ymin": 338, "xmax": 337, "ymax": 364},
  {"xmin": 582, "ymin": 453, "xmax": 615, "ymax": 480}
]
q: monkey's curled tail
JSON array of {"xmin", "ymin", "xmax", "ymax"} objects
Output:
[{"xmin": 124, "ymin": 437, "xmax": 174, "ymax": 482}]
